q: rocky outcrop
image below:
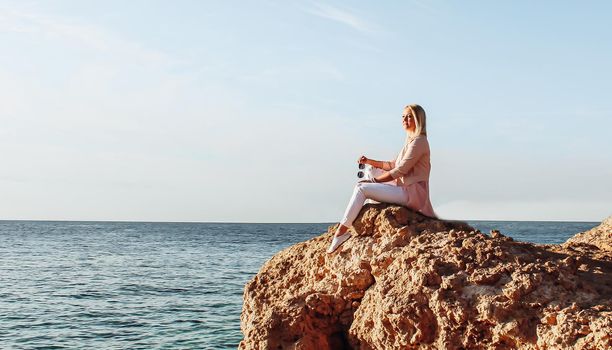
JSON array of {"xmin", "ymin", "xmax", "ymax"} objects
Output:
[
  {"xmin": 240, "ymin": 205, "xmax": 611, "ymax": 349},
  {"xmin": 563, "ymin": 216, "xmax": 612, "ymax": 254}
]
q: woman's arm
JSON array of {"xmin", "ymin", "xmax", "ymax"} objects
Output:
[
  {"xmin": 359, "ymin": 156, "xmax": 395, "ymax": 170},
  {"xmin": 380, "ymin": 160, "xmax": 395, "ymax": 170},
  {"xmin": 388, "ymin": 139, "xmax": 426, "ymax": 179},
  {"xmin": 366, "ymin": 171, "xmax": 395, "ymax": 183}
]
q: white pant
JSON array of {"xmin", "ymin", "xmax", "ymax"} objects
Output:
[{"xmin": 340, "ymin": 183, "xmax": 407, "ymax": 228}]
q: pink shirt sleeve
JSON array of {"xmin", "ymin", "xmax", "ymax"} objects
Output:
[
  {"xmin": 382, "ymin": 160, "xmax": 395, "ymax": 170},
  {"xmin": 388, "ymin": 138, "xmax": 426, "ymax": 179}
]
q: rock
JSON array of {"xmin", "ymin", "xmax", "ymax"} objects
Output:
[
  {"xmin": 240, "ymin": 204, "xmax": 612, "ymax": 349},
  {"xmin": 564, "ymin": 215, "xmax": 612, "ymax": 253}
]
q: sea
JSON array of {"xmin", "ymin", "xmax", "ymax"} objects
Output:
[{"xmin": 0, "ymin": 220, "xmax": 599, "ymax": 349}]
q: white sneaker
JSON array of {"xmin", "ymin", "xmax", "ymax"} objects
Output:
[{"xmin": 326, "ymin": 232, "xmax": 352, "ymax": 254}]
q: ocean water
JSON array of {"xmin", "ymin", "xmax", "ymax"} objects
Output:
[{"xmin": 0, "ymin": 220, "xmax": 598, "ymax": 349}]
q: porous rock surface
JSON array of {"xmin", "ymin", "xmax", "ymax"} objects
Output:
[
  {"xmin": 563, "ymin": 216, "xmax": 612, "ymax": 254},
  {"xmin": 239, "ymin": 205, "xmax": 611, "ymax": 349}
]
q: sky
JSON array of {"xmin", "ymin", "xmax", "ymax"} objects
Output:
[{"xmin": 1, "ymin": 0, "xmax": 611, "ymax": 222}]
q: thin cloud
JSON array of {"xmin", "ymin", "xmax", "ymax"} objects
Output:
[
  {"xmin": 304, "ymin": 2, "xmax": 377, "ymax": 33},
  {"xmin": 0, "ymin": 6, "xmax": 172, "ymax": 66}
]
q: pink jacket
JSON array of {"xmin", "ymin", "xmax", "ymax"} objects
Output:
[{"xmin": 382, "ymin": 135, "xmax": 437, "ymax": 218}]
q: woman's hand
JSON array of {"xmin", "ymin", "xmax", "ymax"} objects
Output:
[{"xmin": 358, "ymin": 155, "xmax": 369, "ymax": 165}]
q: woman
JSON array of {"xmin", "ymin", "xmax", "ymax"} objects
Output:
[{"xmin": 327, "ymin": 104, "xmax": 437, "ymax": 253}]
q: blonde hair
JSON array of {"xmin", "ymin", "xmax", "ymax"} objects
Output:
[{"xmin": 405, "ymin": 104, "xmax": 427, "ymax": 139}]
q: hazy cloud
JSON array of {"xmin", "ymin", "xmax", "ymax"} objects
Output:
[
  {"xmin": 0, "ymin": 6, "xmax": 172, "ymax": 66},
  {"xmin": 304, "ymin": 2, "xmax": 377, "ymax": 33}
]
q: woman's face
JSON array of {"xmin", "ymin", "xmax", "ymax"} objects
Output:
[{"xmin": 402, "ymin": 109, "xmax": 415, "ymax": 132}]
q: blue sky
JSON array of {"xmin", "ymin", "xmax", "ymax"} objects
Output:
[{"xmin": 1, "ymin": 0, "xmax": 611, "ymax": 222}]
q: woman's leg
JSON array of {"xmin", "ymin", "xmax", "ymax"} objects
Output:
[{"xmin": 335, "ymin": 183, "xmax": 406, "ymax": 236}]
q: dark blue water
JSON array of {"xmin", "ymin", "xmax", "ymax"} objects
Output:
[{"xmin": 0, "ymin": 220, "xmax": 598, "ymax": 349}]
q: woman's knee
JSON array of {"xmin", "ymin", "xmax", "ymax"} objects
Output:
[
  {"xmin": 356, "ymin": 182, "xmax": 378, "ymax": 197},
  {"xmin": 352, "ymin": 183, "xmax": 370, "ymax": 199}
]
